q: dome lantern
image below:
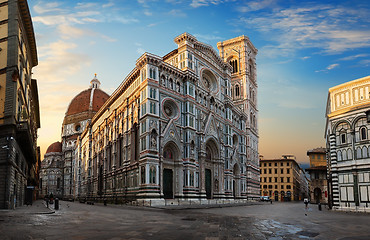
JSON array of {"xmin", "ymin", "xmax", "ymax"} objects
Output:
[{"xmin": 90, "ymin": 73, "xmax": 101, "ymax": 89}]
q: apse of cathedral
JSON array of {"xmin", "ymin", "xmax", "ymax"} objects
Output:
[{"xmin": 42, "ymin": 33, "xmax": 260, "ymax": 204}]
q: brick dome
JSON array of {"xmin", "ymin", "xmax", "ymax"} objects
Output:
[
  {"xmin": 65, "ymin": 88, "xmax": 109, "ymax": 116},
  {"xmin": 46, "ymin": 141, "xmax": 62, "ymax": 153},
  {"xmin": 65, "ymin": 75, "xmax": 109, "ymax": 117}
]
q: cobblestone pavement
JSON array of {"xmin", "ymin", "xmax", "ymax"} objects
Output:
[{"xmin": 1, "ymin": 200, "xmax": 370, "ymax": 239}]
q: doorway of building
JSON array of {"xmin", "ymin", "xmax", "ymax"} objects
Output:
[
  {"xmin": 274, "ymin": 191, "xmax": 279, "ymax": 201},
  {"xmin": 163, "ymin": 169, "xmax": 173, "ymax": 199},
  {"xmin": 233, "ymin": 180, "xmax": 236, "ymax": 198},
  {"xmin": 314, "ymin": 188, "xmax": 322, "ymax": 203},
  {"xmin": 205, "ymin": 169, "xmax": 212, "ymax": 199}
]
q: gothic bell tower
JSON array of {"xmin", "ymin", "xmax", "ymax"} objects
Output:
[{"xmin": 217, "ymin": 36, "xmax": 258, "ymax": 131}]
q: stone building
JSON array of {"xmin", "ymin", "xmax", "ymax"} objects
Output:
[
  {"xmin": 61, "ymin": 75, "xmax": 109, "ymax": 199},
  {"xmin": 39, "ymin": 75, "xmax": 109, "ymax": 199},
  {"xmin": 39, "ymin": 142, "xmax": 63, "ymax": 198},
  {"xmin": 73, "ymin": 33, "xmax": 260, "ymax": 204},
  {"xmin": 306, "ymin": 147, "xmax": 328, "ymax": 204},
  {"xmin": 325, "ymin": 75, "xmax": 370, "ymax": 212},
  {"xmin": 260, "ymin": 155, "xmax": 309, "ymax": 201},
  {"xmin": 0, "ymin": 0, "xmax": 40, "ymax": 209}
]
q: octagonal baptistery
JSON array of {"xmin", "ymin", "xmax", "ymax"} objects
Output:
[
  {"xmin": 40, "ymin": 141, "xmax": 63, "ymax": 197},
  {"xmin": 62, "ymin": 75, "xmax": 109, "ymax": 148}
]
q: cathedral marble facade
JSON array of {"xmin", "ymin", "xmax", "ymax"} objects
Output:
[
  {"xmin": 73, "ymin": 33, "xmax": 260, "ymax": 203},
  {"xmin": 326, "ymin": 75, "xmax": 370, "ymax": 212}
]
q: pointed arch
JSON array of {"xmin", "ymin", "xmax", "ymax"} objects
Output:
[
  {"xmin": 347, "ymin": 148, "xmax": 353, "ymax": 160},
  {"xmin": 362, "ymin": 146, "xmax": 368, "ymax": 158}
]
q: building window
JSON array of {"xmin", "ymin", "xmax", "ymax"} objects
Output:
[
  {"xmin": 269, "ymin": 169, "xmax": 272, "ymax": 174},
  {"xmin": 149, "ymin": 166, "xmax": 156, "ymax": 184},
  {"xmin": 149, "ymin": 88, "xmax": 156, "ymax": 99},
  {"xmin": 287, "ymin": 177, "xmax": 290, "ymax": 182},
  {"xmin": 235, "ymin": 84, "xmax": 240, "ymax": 97},
  {"xmin": 287, "ymin": 169, "xmax": 290, "ymax": 174},
  {"xmin": 269, "ymin": 177, "xmax": 272, "ymax": 182},
  {"xmin": 361, "ymin": 127, "xmax": 367, "ymax": 140},
  {"xmin": 275, "ymin": 177, "xmax": 277, "ymax": 182},
  {"xmin": 229, "ymin": 59, "xmax": 238, "ymax": 73},
  {"xmin": 141, "ymin": 166, "xmax": 146, "ymax": 184},
  {"xmin": 150, "ymin": 102, "xmax": 156, "ymax": 114},
  {"xmin": 281, "ymin": 177, "xmax": 284, "ymax": 183},
  {"xmin": 264, "ymin": 169, "xmax": 267, "ymax": 174},
  {"xmin": 281, "ymin": 169, "xmax": 284, "ymax": 174},
  {"xmin": 141, "ymin": 137, "xmax": 147, "ymax": 151}
]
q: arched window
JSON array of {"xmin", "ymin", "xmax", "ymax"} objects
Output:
[
  {"xmin": 235, "ymin": 85, "xmax": 240, "ymax": 97},
  {"xmin": 356, "ymin": 147, "xmax": 362, "ymax": 159},
  {"xmin": 362, "ymin": 146, "xmax": 368, "ymax": 158},
  {"xmin": 176, "ymin": 82, "xmax": 181, "ymax": 93},
  {"xmin": 347, "ymin": 148, "xmax": 353, "ymax": 160},
  {"xmin": 149, "ymin": 166, "xmax": 156, "ymax": 184},
  {"xmin": 342, "ymin": 149, "xmax": 347, "ymax": 160},
  {"xmin": 169, "ymin": 78, "xmax": 173, "ymax": 90},
  {"xmin": 229, "ymin": 59, "xmax": 238, "ymax": 73},
  {"xmin": 336, "ymin": 122, "xmax": 349, "ymax": 145},
  {"xmin": 361, "ymin": 127, "xmax": 367, "ymax": 140},
  {"xmin": 337, "ymin": 150, "xmax": 342, "ymax": 161}
]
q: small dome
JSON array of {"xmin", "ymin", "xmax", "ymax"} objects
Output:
[{"xmin": 46, "ymin": 141, "xmax": 62, "ymax": 153}]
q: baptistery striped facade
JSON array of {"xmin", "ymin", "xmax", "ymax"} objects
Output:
[
  {"xmin": 74, "ymin": 33, "xmax": 259, "ymax": 204},
  {"xmin": 325, "ymin": 75, "xmax": 370, "ymax": 212}
]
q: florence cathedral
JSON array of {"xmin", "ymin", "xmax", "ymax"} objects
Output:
[{"xmin": 41, "ymin": 33, "xmax": 260, "ymax": 204}]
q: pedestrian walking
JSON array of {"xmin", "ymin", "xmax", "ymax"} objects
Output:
[{"xmin": 304, "ymin": 198, "xmax": 309, "ymax": 216}]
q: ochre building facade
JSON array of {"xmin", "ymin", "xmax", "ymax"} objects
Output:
[
  {"xmin": 0, "ymin": 0, "xmax": 40, "ymax": 209},
  {"xmin": 73, "ymin": 33, "xmax": 260, "ymax": 204},
  {"xmin": 260, "ymin": 155, "xmax": 309, "ymax": 201}
]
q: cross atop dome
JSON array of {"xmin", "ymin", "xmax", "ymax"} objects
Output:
[{"xmin": 90, "ymin": 73, "xmax": 101, "ymax": 89}]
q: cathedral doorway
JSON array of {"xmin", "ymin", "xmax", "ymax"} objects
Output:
[
  {"xmin": 204, "ymin": 139, "xmax": 219, "ymax": 199},
  {"xmin": 314, "ymin": 187, "xmax": 322, "ymax": 203},
  {"xmin": 163, "ymin": 169, "xmax": 173, "ymax": 199},
  {"xmin": 162, "ymin": 142, "xmax": 179, "ymax": 199},
  {"xmin": 233, "ymin": 163, "xmax": 240, "ymax": 198},
  {"xmin": 205, "ymin": 169, "xmax": 212, "ymax": 199}
]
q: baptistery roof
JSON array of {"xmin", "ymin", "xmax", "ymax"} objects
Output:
[{"xmin": 46, "ymin": 141, "xmax": 62, "ymax": 154}]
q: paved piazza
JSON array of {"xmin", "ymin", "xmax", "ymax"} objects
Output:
[{"xmin": 1, "ymin": 200, "xmax": 370, "ymax": 240}]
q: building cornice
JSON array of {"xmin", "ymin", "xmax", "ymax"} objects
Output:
[{"xmin": 18, "ymin": 0, "xmax": 38, "ymax": 67}]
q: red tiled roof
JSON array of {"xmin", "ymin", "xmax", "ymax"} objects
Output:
[
  {"xmin": 46, "ymin": 141, "xmax": 62, "ymax": 153},
  {"xmin": 65, "ymin": 88, "xmax": 109, "ymax": 116}
]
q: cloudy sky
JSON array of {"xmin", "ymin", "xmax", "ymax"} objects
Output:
[{"xmin": 28, "ymin": 0, "xmax": 370, "ymax": 163}]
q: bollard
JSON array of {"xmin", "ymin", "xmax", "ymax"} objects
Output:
[
  {"xmin": 318, "ymin": 203, "xmax": 322, "ymax": 211},
  {"xmin": 55, "ymin": 198, "xmax": 59, "ymax": 210},
  {"xmin": 104, "ymin": 198, "xmax": 107, "ymax": 206}
]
